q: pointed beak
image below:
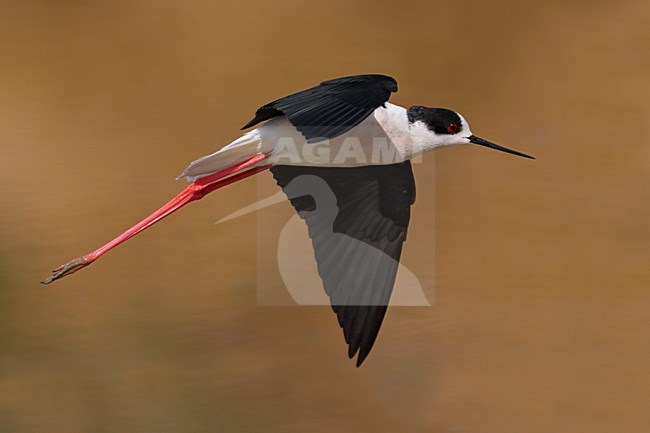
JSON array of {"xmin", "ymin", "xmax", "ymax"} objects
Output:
[{"xmin": 468, "ymin": 135, "xmax": 534, "ymax": 159}]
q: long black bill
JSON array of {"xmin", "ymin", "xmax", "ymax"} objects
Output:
[{"xmin": 469, "ymin": 135, "xmax": 534, "ymax": 159}]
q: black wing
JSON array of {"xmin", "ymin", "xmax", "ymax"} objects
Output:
[
  {"xmin": 242, "ymin": 74, "xmax": 398, "ymax": 143},
  {"xmin": 270, "ymin": 161, "xmax": 416, "ymax": 366}
]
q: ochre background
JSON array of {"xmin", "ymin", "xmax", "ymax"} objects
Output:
[{"xmin": 0, "ymin": 1, "xmax": 648, "ymax": 432}]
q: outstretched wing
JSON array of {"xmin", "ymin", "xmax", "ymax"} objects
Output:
[
  {"xmin": 242, "ymin": 74, "xmax": 398, "ymax": 143},
  {"xmin": 270, "ymin": 161, "xmax": 416, "ymax": 366}
]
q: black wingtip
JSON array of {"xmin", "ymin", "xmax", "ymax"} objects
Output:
[
  {"xmin": 348, "ymin": 335, "xmax": 372, "ymax": 367},
  {"xmin": 240, "ymin": 119, "xmax": 255, "ymax": 130},
  {"xmin": 348, "ymin": 344, "xmax": 359, "ymax": 359},
  {"xmin": 241, "ymin": 107, "xmax": 283, "ymax": 130}
]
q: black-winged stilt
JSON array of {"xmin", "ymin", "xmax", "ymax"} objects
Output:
[{"xmin": 43, "ymin": 74, "xmax": 533, "ymax": 366}]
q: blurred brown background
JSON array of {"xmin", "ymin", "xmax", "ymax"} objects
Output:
[{"xmin": 0, "ymin": 1, "xmax": 648, "ymax": 432}]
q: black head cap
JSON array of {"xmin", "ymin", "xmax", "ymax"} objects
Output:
[{"xmin": 407, "ymin": 106, "xmax": 463, "ymax": 134}]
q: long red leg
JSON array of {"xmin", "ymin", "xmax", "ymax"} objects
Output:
[{"xmin": 42, "ymin": 154, "xmax": 271, "ymax": 284}]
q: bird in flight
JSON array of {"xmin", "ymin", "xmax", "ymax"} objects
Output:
[{"xmin": 43, "ymin": 74, "xmax": 533, "ymax": 366}]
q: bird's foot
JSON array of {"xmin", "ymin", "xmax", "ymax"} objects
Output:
[{"xmin": 41, "ymin": 257, "xmax": 93, "ymax": 284}]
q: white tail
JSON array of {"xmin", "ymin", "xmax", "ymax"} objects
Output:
[{"xmin": 177, "ymin": 130, "xmax": 263, "ymax": 182}]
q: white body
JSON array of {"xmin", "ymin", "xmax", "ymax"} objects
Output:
[{"xmin": 179, "ymin": 103, "xmax": 471, "ymax": 181}]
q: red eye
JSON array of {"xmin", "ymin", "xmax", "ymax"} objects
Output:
[{"xmin": 446, "ymin": 124, "xmax": 460, "ymax": 134}]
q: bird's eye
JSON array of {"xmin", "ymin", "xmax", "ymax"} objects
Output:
[{"xmin": 446, "ymin": 124, "xmax": 460, "ymax": 134}]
